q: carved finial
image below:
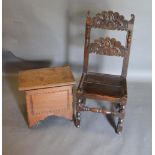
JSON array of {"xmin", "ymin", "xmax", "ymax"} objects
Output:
[
  {"xmin": 87, "ymin": 11, "xmax": 90, "ymax": 17},
  {"xmin": 131, "ymin": 14, "xmax": 135, "ymax": 20},
  {"xmin": 130, "ymin": 14, "xmax": 135, "ymax": 23},
  {"xmin": 127, "ymin": 14, "xmax": 135, "ymax": 30},
  {"xmin": 86, "ymin": 11, "xmax": 91, "ymax": 25}
]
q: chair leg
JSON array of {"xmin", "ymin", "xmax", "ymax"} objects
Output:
[
  {"xmin": 116, "ymin": 103, "xmax": 126, "ymax": 134},
  {"xmin": 74, "ymin": 96, "xmax": 86, "ymax": 128},
  {"xmin": 75, "ymin": 112, "xmax": 80, "ymax": 128},
  {"xmin": 75, "ymin": 97, "xmax": 82, "ymax": 128},
  {"xmin": 82, "ymin": 97, "xmax": 86, "ymax": 106}
]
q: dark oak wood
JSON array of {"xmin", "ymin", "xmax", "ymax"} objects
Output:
[
  {"xmin": 89, "ymin": 37, "xmax": 127, "ymax": 57},
  {"xmin": 90, "ymin": 11, "xmax": 128, "ymax": 30},
  {"xmin": 75, "ymin": 11, "xmax": 135, "ymax": 134}
]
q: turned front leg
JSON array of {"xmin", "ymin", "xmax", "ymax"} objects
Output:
[
  {"xmin": 75, "ymin": 98, "xmax": 82, "ymax": 127},
  {"xmin": 116, "ymin": 104, "xmax": 126, "ymax": 134}
]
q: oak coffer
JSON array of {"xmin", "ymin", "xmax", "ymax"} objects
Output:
[{"xmin": 18, "ymin": 66, "xmax": 75, "ymax": 127}]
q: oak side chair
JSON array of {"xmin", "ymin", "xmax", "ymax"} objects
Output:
[{"xmin": 74, "ymin": 11, "xmax": 135, "ymax": 134}]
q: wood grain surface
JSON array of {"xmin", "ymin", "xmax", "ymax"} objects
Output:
[
  {"xmin": 18, "ymin": 66, "xmax": 75, "ymax": 127},
  {"xmin": 26, "ymin": 86, "xmax": 73, "ymax": 127},
  {"xmin": 18, "ymin": 66, "xmax": 75, "ymax": 91},
  {"xmin": 75, "ymin": 11, "xmax": 135, "ymax": 134}
]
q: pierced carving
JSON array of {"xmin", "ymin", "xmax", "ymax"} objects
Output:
[
  {"xmin": 90, "ymin": 11, "xmax": 128, "ymax": 31},
  {"xmin": 89, "ymin": 37, "xmax": 126, "ymax": 57}
]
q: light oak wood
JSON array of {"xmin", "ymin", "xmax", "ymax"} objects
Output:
[
  {"xmin": 18, "ymin": 66, "xmax": 75, "ymax": 127},
  {"xmin": 18, "ymin": 66, "xmax": 75, "ymax": 91},
  {"xmin": 26, "ymin": 86, "xmax": 73, "ymax": 127}
]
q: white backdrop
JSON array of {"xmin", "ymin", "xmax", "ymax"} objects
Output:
[{"xmin": 3, "ymin": 0, "xmax": 152, "ymax": 80}]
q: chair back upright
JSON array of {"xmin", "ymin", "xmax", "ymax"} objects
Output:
[{"xmin": 83, "ymin": 11, "xmax": 135, "ymax": 78}]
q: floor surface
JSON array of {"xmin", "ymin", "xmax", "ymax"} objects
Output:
[
  {"xmin": 2, "ymin": 75, "xmax": 151, "ymax": 155},
  {"xmin": 2, "ymin": 51, "xmax": 152, "ymax": 155}
]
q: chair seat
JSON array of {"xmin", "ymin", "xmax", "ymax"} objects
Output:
[{"xmin": 79, "ymin": 72, "xmax": 127, "ymax": 101}]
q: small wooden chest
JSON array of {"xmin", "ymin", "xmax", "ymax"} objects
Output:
[{"xmin": 18, "ymin": 66, "xmax": 75, "ymax": 127}]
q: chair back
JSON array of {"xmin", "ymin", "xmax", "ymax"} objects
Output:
[{"xmin": 83, "ymin": 11, "xmax": 135, "ymax": 78}]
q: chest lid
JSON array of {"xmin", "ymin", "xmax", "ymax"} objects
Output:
[{"xmin": 18, "ymin": 66, "xmax": 75, "ymax": 91}]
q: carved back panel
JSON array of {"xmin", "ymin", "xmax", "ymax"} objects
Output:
[
  {"xmin": 89, "ymin": 37, "xmax": 126, "ymax": 57},
  {"xmin": 90, "ymin": 11, "xmax": 129, "ymax": 31},
  {"xmin": 83, "ymin": 11, "xmax": 135, "ymax": 77}
]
